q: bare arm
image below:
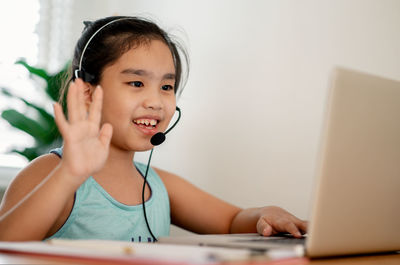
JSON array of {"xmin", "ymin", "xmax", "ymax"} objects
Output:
[
  {"xmin": 0, "ymin": 155, "xmax": 78, "ymax": 240},
  {"xmin": 156, "ymin": 169, "xmax": 307, "ymax": 237},
  {"xmin": 0, "ymin": 79, "xmax": 113, "ymax": 241}
]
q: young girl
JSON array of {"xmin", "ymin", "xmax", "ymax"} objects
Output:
[{"xmin": 0, "ymin": 16, "xmax": 307, "ymax": 242}]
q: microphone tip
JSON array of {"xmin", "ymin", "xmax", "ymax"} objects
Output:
[{"xmin": 150, "ymin": 132, "xmax": 166, "ymax": 146}]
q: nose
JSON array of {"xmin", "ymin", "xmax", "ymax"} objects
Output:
[{"xmin": 143, "ymin": 86, "xmax": 163, "ymax": 110}]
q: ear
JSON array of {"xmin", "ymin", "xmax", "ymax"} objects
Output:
[{"xmin": 83, "ymin": 83, "xmax": 96, "ymax": 110}]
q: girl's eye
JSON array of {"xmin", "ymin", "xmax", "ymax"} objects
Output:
[
  {"xmin": 130, "ymin": 81, "xmax": 143, "ymax": 87},
  {"xmin": 162, "ymin": 85, "xmax": 174, "ymax": 91}
]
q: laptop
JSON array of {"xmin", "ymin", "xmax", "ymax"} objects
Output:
[{"xmin": 158, "ymin": 68, "xmax": 400, "ymax": 258}]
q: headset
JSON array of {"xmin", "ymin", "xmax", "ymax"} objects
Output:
[
  {"xmin": 74, "ymin": 18, "xmax": 129, "ymax": 83},
  {"xmin": 75, "ymin": 17, "xmax": 182, "ymax": 242}
]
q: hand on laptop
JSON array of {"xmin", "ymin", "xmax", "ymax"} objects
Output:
[{"xmin": 256, "ymin": 206, "xmax": 307, "ymax": 238}]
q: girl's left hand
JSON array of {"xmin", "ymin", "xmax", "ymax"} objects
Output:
[{"xmin": 256, "ymin": 206, "xmax": 308, "ymax": 238}]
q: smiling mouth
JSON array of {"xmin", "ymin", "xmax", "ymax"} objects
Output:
[{"xmin": 133, "ymin": 118, "xmax": 158, "ymax": 128}]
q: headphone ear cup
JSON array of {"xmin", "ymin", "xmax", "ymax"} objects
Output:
[
  {"xmin": 74, "ymin": 69, "xmax": 95, "ymax": 83},
  {"xmin": 77, "ymin": 18, "xmax": 131, "ymax": 85}
]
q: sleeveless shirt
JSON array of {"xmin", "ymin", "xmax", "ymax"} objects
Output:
[{"xmin": 46, "ymin": 147, "xmax": 170, "ymax": 242}]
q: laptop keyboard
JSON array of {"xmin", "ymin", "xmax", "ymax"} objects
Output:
[{"xmin": 234, "ymin": 236, "xmax": 306, "ymax": 245}]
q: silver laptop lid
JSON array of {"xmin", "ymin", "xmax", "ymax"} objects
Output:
[{"xmin": 306, "ymin": 68, "xmax": 400, "ymax": 257}]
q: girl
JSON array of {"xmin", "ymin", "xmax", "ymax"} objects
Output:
[{"xmin": 0, "ymin": 16, "xmax": 307, "ymax": 242}]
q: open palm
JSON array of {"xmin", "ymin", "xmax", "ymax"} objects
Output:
[{"xmin": 53, "ymin": 79, "xmax": 113, "ymax": 184}]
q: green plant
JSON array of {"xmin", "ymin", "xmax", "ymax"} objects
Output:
[{"xmin": 1, "ymin": 59, "xmax": 69, "ymax": 161}]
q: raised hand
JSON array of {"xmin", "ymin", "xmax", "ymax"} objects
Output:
[{"xmin": 53, "ymin": 79, "xmax": 113, "ymax": 186}]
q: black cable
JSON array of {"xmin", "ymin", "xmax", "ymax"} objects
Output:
[
  {"xmin": 141, "ymin": 107, "xmax": 181, "ymax": 242},
  {"xmin": 142, "ymin": 148, "xmax": 157, "ymax": 242},
  {"xmin": 164, "ymin": 107, "xmax": 181, "ymax": 134}
]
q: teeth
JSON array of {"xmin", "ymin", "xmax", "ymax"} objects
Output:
[{"xmin": 133, "ymin": 119, "xmax": 158, "ymax": 127}]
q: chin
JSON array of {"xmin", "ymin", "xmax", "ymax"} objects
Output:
[
  {"xmin": 111, "ymin": 138, "xmax": 153, "ymax": 153},
  {"xmin": 135, "ymin": 146, "xmax": 153, "ymax": 152},
  {"xmin": 132, "ymin": 141, "xmax": 154, "ymax": 152}
]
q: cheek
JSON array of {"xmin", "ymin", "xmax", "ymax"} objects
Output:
[
  {"xmin": 167, "ymin": 109, "xmax": 175, "ymax": 123},
  {"xmin": 164, "ymin": 107, "xmax": 178, "ymax": 130},
  {"xmin": 100, "ymin": 96, "xmax": 131, "ymax": 124},
  {"xmin": 166, "ymin": 99, "xmax": 177, "ymax": 121}
]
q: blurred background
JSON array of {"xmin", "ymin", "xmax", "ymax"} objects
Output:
[{"xmin": 0, "ymin": 0, "xmax": 399, "ymax": 234}]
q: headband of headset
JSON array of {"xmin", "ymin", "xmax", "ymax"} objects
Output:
[{"xmin": 74, "ymin": 17, "xmax": 133, "ymax": 83}]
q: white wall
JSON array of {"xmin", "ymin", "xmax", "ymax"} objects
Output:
[{"xmin": 7, "ymin": 0, "xmax": 398, "ymax": 223}]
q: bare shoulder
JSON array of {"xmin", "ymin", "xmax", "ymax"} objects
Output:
[
  {"xmin": 152, "ymin": 167, "xmax": 199, "ymax": 206},
  {"xmin": 9, "ymin": 153, "xmax": 61, "ymax": 190},
  {"xmin": 153, "ymin": 167, "xmax": 180, "ymax": 183},
  {"xmin": 152, "ymin": 167, "xmax": 218, "ymax": 202},
  {"xmin": 152, "ymin": 167, "xmax": 202, "ymax": 199},
  {"xmin": 0, "ymin": 153, "xmax": 61, "ymax": 212},
  {"xmin": 153, "ymin": 167, "xmax": 192, "ymax": 191}
]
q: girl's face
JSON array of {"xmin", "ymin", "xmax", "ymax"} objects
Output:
[{"xmin": 97, "ymin": 39, "xmax": 177, "ymax": 152}]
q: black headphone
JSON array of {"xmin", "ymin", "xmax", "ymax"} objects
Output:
[
  {"xmin": 75, "ymin": 16, "xmax": 182, "ymax": 146},
  {"xmin": 76, "ymin": 17, "xmax": 182, "ymax": 242},
  {"xmin": 143, "ymin": 107, "xmax": 181, "ymax": 242},
  {"xmin": 74, "ymin": 18, "xmax": 130, "ymax": 83}
]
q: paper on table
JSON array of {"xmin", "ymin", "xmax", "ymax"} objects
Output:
[{"xmin": 0, "ymin": 239, "xmax": 257, "ymax": 264}]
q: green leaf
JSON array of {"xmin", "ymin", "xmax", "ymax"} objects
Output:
[
  {"xmin": 1, "ymin": 59, "xmax": 68, "ymax": 161},
  {"xmin": 1, "ymin": 109, "xmax": 53, "ymax": 144},
  {"xmin": 21, "ymin": 100, "xmax": 55, "ymax": 130},
  {"xmin": 11, "ymin": 148, "xmax": 38, "ymax": 162},
  {"xmin": 16, "ymin": 59, "xmax": 50, "ymax": 81},
  {"xmin": 0, "ymin": 87, "xmax": 13, "ymax": 97},
  {"xmin": 9, "ymin": 136, "xmax": 63, "ymax": 161},
  {"xmin": 0, "ymin": 87, "xmax": 57, "ymax": 133}
]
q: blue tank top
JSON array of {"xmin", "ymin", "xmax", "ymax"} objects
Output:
[{"xmin": 46, "ymin": 147, "xmax": 170, "ymax": 242}]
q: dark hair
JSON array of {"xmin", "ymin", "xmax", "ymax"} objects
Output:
[{"xmin": 59, "ymin": 16, "xmax": 189, "ymax": 109}]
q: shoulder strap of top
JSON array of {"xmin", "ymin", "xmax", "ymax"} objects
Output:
[{"xmin": 50, "ymin": 147, "xmax": 63, "ymax": 158}]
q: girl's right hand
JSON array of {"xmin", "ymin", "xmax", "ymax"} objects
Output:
[{"xmin": 53, "ymin": 79, "xmax": 113, "ymax": 186}]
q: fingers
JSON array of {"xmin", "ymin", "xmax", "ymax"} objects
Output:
[
  {"xmin": 66, "ymin": 79, "xmax": 103, "ymax": 127},
  {"xmin": 67, "ymin": 80, "xmax": 79, "ymax": 122},
  {"xmin": 258, "ymin": 217, "xmax": 303, "ymax": 238},
  {"xmin": 284, "ymin": 221, "xmax": 302, "ymax": 238},
  {"xmin": 88, "ymin": 85, "xmax": 103, "ymax": 124},
  {"xmin": 67, "ymin": 79, "xmax": 88, "ymax": 123},
  {"xmin": 99, "ymin": 123, "xmax": 113, "ymax": 148},
  {"xmin": 257, "ymin": 207, "xmax": 308, "ymax": 238},
  {"xmin": 53, "ymin": 102, "xmax": 68, "ymax": 137},
  {"xmin": 77, "ymin": 80, "xmax": 87, "ymax": 120},
  {"xmin": 58, "ymin": 79, "xmax": 108, "ymax": 144},
  {"xmin": 257, "ymin": 218, "xmax": 274, "ymax": 236},
  {"xmin": 297, "ymin": 220, "xmax": 308, "ymax": 234},
  {"xmin": 276, "ymin": 216, "xmax": 306, "ymax": 238}
]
